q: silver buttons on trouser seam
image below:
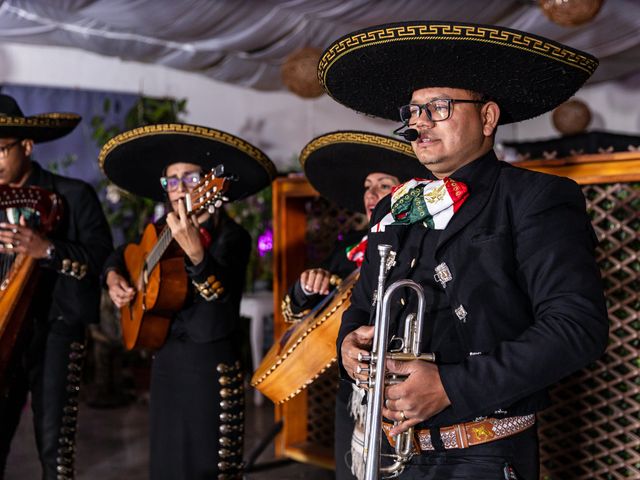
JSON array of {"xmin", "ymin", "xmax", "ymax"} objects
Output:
[
  {"xmin": 216, "ymin": 362, "xmax": 244, "ymax": 478},
  {"xmin": 56, "ymin": 341, "xmax": 85, "ymax": 479},
  {"xmin": 219, "ymin": 411, "xmax": 244, "ymax": 422},
  {"xmin": 219, "ymin": 372, "xmax": 243, "ymax": 386},
  {"xmin": 220, "ymin": 386, "xmax": 244, "ymax": 398},
  {"xmin": 219, "ymin": 436, "xmax": 242, "ymax": 447},
  {"xmin": 219, "ymin": 424, "xmax": 243, "ymax": 434},
  {"xmin": 218, "ymin": 461, "xmax": 242, "ymax": 471},
  {"xmin": 220, "ymin": 399, "xmax": 242, "ymax": 409}
]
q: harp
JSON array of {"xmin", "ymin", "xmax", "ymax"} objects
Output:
[
  {"xmin": 0, "ymin": 185, "xmax": 62, "ymax": 386},
  {"xmin": 252, "ymin": 268, "xmax": 359, "ymax": 404}
]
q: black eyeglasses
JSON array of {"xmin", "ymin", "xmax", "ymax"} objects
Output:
[
  {"xmin": 160, "ymin": 171, "xmax": 202, "ymax": 192},
  {"xmin": 399, "ymin": 99, "xmax": 486, "ymax": 124},
  {"xmin": 0, "ymin": 139, "xmax": 22, "ymax": 157}
]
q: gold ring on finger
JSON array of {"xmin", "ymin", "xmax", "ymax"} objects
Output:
[{"xmin": 400, "ymin": 410, "xmax": 407, "ymax": 421}]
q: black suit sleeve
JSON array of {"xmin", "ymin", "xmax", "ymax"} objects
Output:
[
  {"xmin": 42, "ymin": 182, "xmax": 113, "ymax": 281},
  {"xmin": 439, "ymin": 176, "xmax": 608, "ymax": 419},
  {"xmin": 101, "ymin": 244, "xmax": 128, "ymax": 286},
  {"xmin": 185, "ymin": 219, "xmax": 251, "ymax": 304},
  {"xmin": 179, "ymin": 216, "xmax": 251, "ymax": 342}
]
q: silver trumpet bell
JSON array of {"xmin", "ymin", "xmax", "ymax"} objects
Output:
[{"xmin": 356, "ymin": 244, "xmax": 435, "ymax": 479}]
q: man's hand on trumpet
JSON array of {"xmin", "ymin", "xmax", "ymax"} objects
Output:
[
  {"xmin": 341, "ymin": 325, "xmax": 374, "ymax": 384},
  {"xmin": 382, "ymin": 359, "xmax": 451, "ymax": 436}
]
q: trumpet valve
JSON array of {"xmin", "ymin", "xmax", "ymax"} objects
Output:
[
  {"xmin": 358, "ymin": 352, "xmax": 372, "ymax": 362},
  {"xmin": 355, "ymin": 378, "xmax": 373, "ymax": 388},
  {"xmin": 356, "ymin": 365, "xmax": 369, "ymax": 375}
]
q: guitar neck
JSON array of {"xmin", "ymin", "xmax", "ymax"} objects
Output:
[
  {"xmin": 145, "ymin": 226, "xmax": 174, "ymax": 273},
  {"xmin": 145, "ymin": 207, "xmax": 204, "ymax": 272}
]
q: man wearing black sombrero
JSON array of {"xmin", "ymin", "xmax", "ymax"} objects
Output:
[
  {"xmin": 320, "ymin": 22, "xmax": 609, "ymax": 478},
  {"xmin": 100, "ymin": 123, "xmax": 276, "ymax": 479},
  {"xmin": 0, "ymin": 94, "xmax": 113, "ymax": 479},
  {"xmin": 283, "ymin": 131, "xmax": 425, "ymax": 478}
]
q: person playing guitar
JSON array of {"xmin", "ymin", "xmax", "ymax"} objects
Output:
[
  {"xmin": 99, "ymin": 123, "xmax": 275, "ymax": 480},
  {"xmin": 283, "ymin": 131, "xmax": 425, "ymax": 479}
]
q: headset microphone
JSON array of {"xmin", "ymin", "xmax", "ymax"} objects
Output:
[{"xmin": 392, "ymin": 124, "xmax": 419, "ymax": 142}]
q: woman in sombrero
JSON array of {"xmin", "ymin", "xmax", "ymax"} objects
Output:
[
  {"xmin": 100, "ymin": 123, "xmax": 276, "ymax": 479},
  {"xmin": 284, "ymin": 131, "xmax": 425, "ymax": 479}
]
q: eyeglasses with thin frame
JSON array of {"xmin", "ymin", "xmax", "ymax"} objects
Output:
[
  {"xmin": 399, "ymin": 99, "xmax": 486, "ymax": 124},
  {"xmin": 160, "ymin": 171, "xmax": 202, "ymax": 192},
  {"xmin": 0, "ymin": 139, "xmax": 22, "ymax": 158}
]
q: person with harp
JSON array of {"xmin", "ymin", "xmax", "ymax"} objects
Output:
[{"xmin": 0, "ymin": 94, "xmax": 113, "ymax": 479}]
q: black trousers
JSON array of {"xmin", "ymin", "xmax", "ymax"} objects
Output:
[
  {"xmin": 150, "ymin": 334, "xmax": 244, "ymax": 480},
  {"xmin": 0, "ymin": 319, "xmax": 85, "ymax": 480},
  {"xmin": 382, "ymin": 423, "xmax": 539, "ymax": 480}
]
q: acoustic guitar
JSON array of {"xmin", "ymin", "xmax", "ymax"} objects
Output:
[
  {"xmin": 0, "ymin": 185, "xmax": 62, "ymax": 388},
  {"xmin": 120, "ymin": 169, "xmax": 229, "ymax": 350},
  {"xmin": 251, "ymin": 268, "xmax": 360, "ymax": 404}
]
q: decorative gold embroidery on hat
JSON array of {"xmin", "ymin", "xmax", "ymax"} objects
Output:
[
  {"xmin": 319, "ymin": 23, "xmax": 598, "ymax": 89},
  {"xmin": 99, "ymin": 123, "xmax": 276, "ymax": 178},
  {"xmin": 300, "ymin": 131, "xmax": 415, "ymax": 167}
]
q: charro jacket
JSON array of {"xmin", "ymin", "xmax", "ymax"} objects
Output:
[
  {"xmin": 26, "ymin": 161, "xmax": 113, "ymax": 327},
  {"xmin": 337, "ymin": 150, "xmax": 608, "ymax": 427}
]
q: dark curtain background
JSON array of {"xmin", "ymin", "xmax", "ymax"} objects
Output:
[{"xmin": 1, "ymin": 83, "xmax": 138, "ymax": 187}]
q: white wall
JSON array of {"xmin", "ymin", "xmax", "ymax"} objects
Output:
[{"xmin": 1, "ymin": 42, "xmax": 639, "ymax": 170}]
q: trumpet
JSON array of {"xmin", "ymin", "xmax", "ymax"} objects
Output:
[{"xmin": 356, "ymin": 244, "xmax": 435, "ymax": 479}]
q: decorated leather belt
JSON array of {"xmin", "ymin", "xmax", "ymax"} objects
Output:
[{"xmin": 383, "ymin": 414, "xmax": 535, "ymax": 451}]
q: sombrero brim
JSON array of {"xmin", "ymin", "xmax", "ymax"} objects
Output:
[
  {"xmin": 0, "ymin": 113, "xmax": 81, "ymax": 142},
  {"xmin": 99, "ymin": 123, "xmax": 276, "ymax": 202},
  {"xmin": 319, "ymin": 21, "xmax": 598, "ymax": 124},
  {"xmin": 300, "ymin": 131, "xmax": 426, "ymax": 213}
]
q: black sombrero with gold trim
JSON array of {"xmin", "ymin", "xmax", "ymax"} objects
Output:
[
  {"xmin": 99, "ymin": 123, "xmax": 277, "ymax": 202},
  {"xmin": 318, "ymin": 21, "xmax": 598, "ymax": 124},
  {"xmin": 300, "ymin": 131, "xmax": 426, "ymax": 213},
  {"xmin": 0, "ymin": 94, "xmax": 81, "ymax": 142}
]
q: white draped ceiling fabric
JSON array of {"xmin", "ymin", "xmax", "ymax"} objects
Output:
[{"xmin": 0, "ymin": 0, "xmax": 639, "ymax": 90}]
